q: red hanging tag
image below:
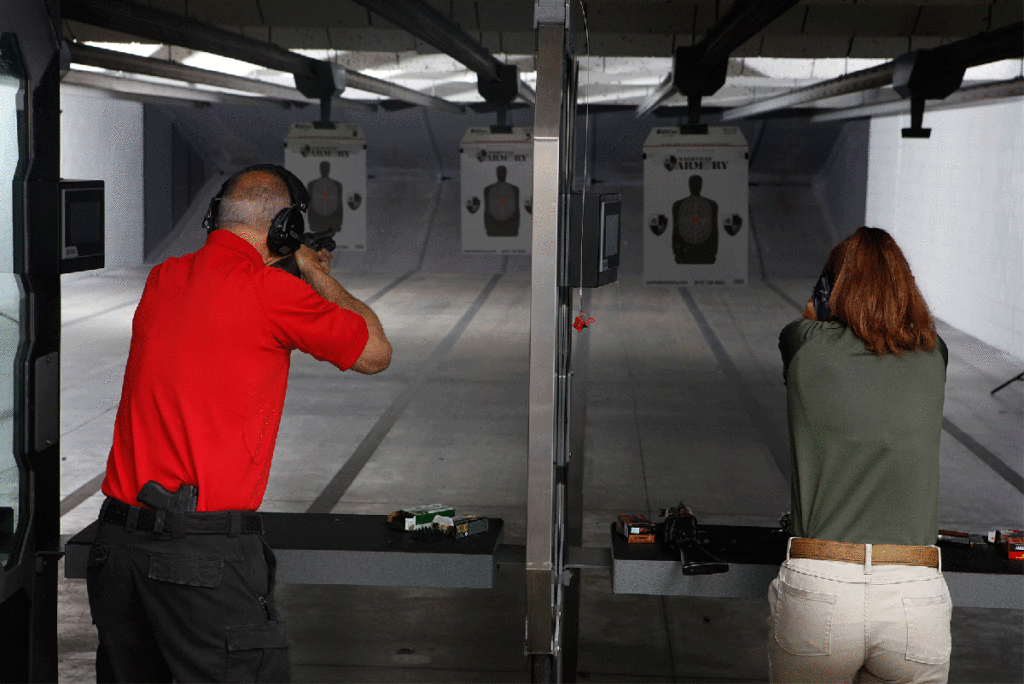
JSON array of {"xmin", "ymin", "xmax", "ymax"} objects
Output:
[{"xmin": 572, "ymin": 310, "xmax": 595, "ymax": 332}]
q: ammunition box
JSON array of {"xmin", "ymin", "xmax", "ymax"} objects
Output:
[
  {"xmin": 1003, "ymin": 535, "xmax": 1024, "ymax": 561},
  {"xmin": 432, "ymin": 514, "xmax": 488, "ymax": 539},
  {"xmin": 985, "ymin": 529, "xmax": 1023, "ymax": 560},
  {"xmin": 616, "ymin": 514, "xmax": 656, "ymax": 543},
  {"xmin": 453, "ymin": 515, "xmax": 489, "ymax": 539},
  {"xmin": 387, "ymin": 504, "xmax": 455, "ymax": 531}
]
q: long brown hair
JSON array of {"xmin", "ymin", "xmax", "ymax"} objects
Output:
[{"xmin": 824, "ymin": 227, "xmax": 937, "ymax": 357}]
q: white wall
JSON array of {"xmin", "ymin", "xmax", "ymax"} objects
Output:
[
  {"xmin": 60, "ymin": 87, "xmax": 144, "ymax": 270},
  {"xmin": 866, "ymin": 99, "xmax": 1024, "ymax": 362}
]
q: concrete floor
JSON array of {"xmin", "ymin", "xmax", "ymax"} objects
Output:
[{"xmin": 56, "ymin": 181, "xmax": 1022, "ymax": 682}]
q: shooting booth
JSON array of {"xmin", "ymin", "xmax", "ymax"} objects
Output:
[
  {"xmin": 28, "ymin": 0, "xmax": 1024, "ymax": 681},
  {"xmin": 60, "ymin": 5, "xmax": 1023, "ymax": 684},
  {"xmin": 284, "ymin": 122, "xmax": 367, "ymax": 252}
]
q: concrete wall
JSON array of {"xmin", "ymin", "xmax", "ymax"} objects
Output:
[
  {"xmin": 143, "ymin": 105, "xmax": 173, "ymax": 259},
  {"xmin": 814, "ymin": 117, "xmax": 869, "ymax": 244},
  {"xmin": 60, "ymin": 88, "xmax": 144, "ymax": 270},
  {"xmin": 866, "ymin": 100, "xmax": 1024, "ymax": 362},
  {"xmin": 143, "ymin": 106, "xmax": 214, "ymax": 260}
]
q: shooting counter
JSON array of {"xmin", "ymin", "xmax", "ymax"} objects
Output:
[{"xmin": 65, "ymin": 514, "xmax": 1021, "ymax": 609}]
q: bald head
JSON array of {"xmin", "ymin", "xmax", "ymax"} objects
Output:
[{"xmin": 217, "ymin": 170, "xmax": 292, "ymax": 233}]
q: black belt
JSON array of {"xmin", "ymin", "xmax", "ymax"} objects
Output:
[{"xmin": 100, "ymin": 497, "xmax": 263, "ymax": 536}]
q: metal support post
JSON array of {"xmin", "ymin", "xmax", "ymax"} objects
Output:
[
  {"xmin": 561, "ymin": 287, "xmax": 590, "ymax": 682},
  {"xmin": 526, "ymin": 19, "xmax": 564, "ymax": 676},
  {"xmin": 527, "ymin": 0, "xmax": 582, "ymax": 679}
]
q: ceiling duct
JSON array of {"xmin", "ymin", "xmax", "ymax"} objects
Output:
[
  {"xmin": 722, "ymin": 21, "xmax": 1023, "ymax": 134},
  {"xmin": 809, "ymin": 77, "xmax": 1023, "ymax": 124},
  {"xmin": 62, "ymin": 69, "xmax": 294, "ymax": 108},
  {"xmin": 348, "ymin": 0, "xmax": 535, "ymax": 107},
  {"xmin": 61, "ymin": 0, "xmax": 464, "ymax": 114},
  {"xmin": 893, "ymin": 22, "xmax": 1023, "ymax": 137},
  {"xmin": 67, "ymin": 42, "xmax": 376, "ymax": 111},
  {"xmin": 722, "ymin": 63, "xmax": 896, "ymax": 121},
  {"xmin": 636, "ymin": 0, "xmax": 801, "ymax": 123}
]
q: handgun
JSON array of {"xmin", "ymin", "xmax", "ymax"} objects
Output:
[{"xmin": 137, "ymin": 481, "xmax": 198, "ymax": 513}]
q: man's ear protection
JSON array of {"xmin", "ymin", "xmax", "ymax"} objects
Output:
[
  {"xmin": 203, "ymin": 164, "xmax": 310, "ymax": 257},
  {"xmin": 812, "ymin": 269, "xmax": 832, "ymax": 322}
]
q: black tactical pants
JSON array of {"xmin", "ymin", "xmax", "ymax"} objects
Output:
[{"xmin": 86, "ymin": 506, "xmax": 291, "ymax": 683}]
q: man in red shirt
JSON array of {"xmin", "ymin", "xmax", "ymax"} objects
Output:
[{"xmin": 86, "ymin": 166, "xmax": 391, "ymax": 682}]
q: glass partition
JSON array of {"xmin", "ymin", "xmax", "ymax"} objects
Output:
[{"xmin": 0, "ymin": 33, "xmax": 26, "ymax": 568}]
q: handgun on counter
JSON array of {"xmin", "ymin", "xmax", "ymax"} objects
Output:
[{"xmin": 659, "ymin": 501, "xmax": 729, "ymax": 576}]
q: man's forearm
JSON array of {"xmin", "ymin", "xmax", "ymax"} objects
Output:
[{"xmin": 305, "ymin": 269, "xmax": 385, "ymax": 334}]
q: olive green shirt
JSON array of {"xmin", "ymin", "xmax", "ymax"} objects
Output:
[{"xmin": 779, "ymin": 319, "xmax": 948, "ymax": 546}]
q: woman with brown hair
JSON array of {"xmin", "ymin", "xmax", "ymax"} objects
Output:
[{"xmin": 770, "ymin": 226, "xmax": 951, "ymax": 683}]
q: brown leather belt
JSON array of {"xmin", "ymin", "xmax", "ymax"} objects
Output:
[{"xmin": 790, "ymin": 537, "xmax": 939, "ymax": 568}]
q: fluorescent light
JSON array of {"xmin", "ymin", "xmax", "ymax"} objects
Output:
[
  {"xmin": 964, "ymin": 58, "xmax": 1024, "ymax": 82},
  {"xmin": 83, "ymin": 42, "xmax": 161, "ymax": 58},
  {"xmin": 741, "ymin": 57, "xmax": 888, "ymax": 81},
  {"xmin": 181, "ymin": 52, "xmax": 262, "ymax": 77}
]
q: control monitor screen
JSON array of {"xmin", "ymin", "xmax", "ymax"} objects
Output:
[
  {"xmin": 60, "ymin": 181, "xmax": 105, "ymax": 272},
  {"xmin": 600, "ymin": 199, "xmax": 621, "ymax": 271},
  {"xmin": 66, "ymin": 194, "xmax": 103, "ymax": 252}
]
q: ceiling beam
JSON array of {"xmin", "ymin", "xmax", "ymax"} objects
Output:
[
  {"xmin": 929, "ymin": 21, "xmax": 1024, "ymax": 69},
  {"xmin": 61, "ymin": 0, "xmax": 464, "ymax": 113},
  {"xmin": 700, "ymin": 0, "xmax": 802, "ymax": 66},
  {"xmin": 63, "ymin": 0, "xmax": 316, "ymax": 76},
  {"xmin": 68, "ymin": 42, "xmax": 376, "ymax": 112},
  {"xmin": 348, "ymin": 0, "xmax": 535, "ymax": 105}
]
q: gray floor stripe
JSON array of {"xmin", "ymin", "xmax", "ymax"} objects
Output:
[
  {"xmin": 56, "ymin": 270, "xmax": 417, "ymax": 518},
  {"xmin": 748, "ymin": 214, "xmax": 769, "ymax": 282},
  {"xmin": 60, "ymin": 472, "xmax": 106, "ymax": 517},
  {"xmin": 416, "ymin": 184, "xmax": 445, "ymax": 270},
  {"xmin": 764, "ymin": 280, "xmax": 806, "ymax": 314},
  {"xmin": 677, "ymin": 287, "xmax": 791, "ymax": 481},
  {"xmin": 942, "ymin": 418, "xmax": 1024, "ymax": 494},
  {"xmin": 613, "ymin": 289, "xmax": 655, "ymax": 513},
  {"xmin": 362, "ymin": 271, "xmax": 414, "ymax": 306},
  {"xmin": 307, "ymin": 273, "xmax": 504, "ymax": 514}
]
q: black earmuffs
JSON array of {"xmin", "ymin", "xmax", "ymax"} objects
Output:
[
  {"xmin": 812, "ymin": 268, "xmax": 832, "ymax": 322},
  {"xmin": 203, "ymin": 164, "xmax": 310, "ymax": 256}
]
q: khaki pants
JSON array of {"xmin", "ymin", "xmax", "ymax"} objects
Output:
[{"xmin": 768, "ymin": 541, "xmax": 951, "ymax": 684}]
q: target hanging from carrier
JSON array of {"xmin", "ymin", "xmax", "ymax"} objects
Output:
[
  {"xmin": 642, "ymin": 126, "xmax": 749, "ymax": 286},
  {"xmin": 284, "ymin": 123, "xmax": 367, "ymax": 252}
]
